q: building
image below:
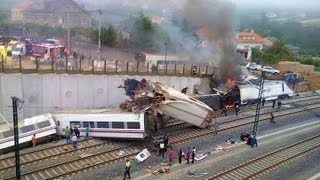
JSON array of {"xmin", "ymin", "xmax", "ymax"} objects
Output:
[
  {"xmin": 12, "ymin": 0, "xmax": 92, "ymax": 29},
  {"xmin": 263, "ymin": 36, "xmax": 279, "ymax": 49},
  {"xmin": 235, "ymin": 30, "xmax": 263, "ymax": 60}
]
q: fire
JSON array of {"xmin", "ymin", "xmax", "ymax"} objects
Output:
[
  {"xmin": 224, "ymin": 103, "xmax": 235, "ymax": 110},
  {"xmin": 225, "ymin": 76, "xmax": 234, "ymax": 85}
]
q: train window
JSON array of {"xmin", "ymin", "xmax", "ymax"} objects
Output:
[
  {"xmin": 57, "ymin": 121, "xmax": 60, "ymax": 126},
  {"xmin": 70, "ymin": 121, "xmax": 80, "ymax": 128},
  {"xmin": 83, "ymin": 122, "xmax": 94, "ymax": 128},
  {"xmin": 282, "ymin": 83, "xmax": 284, "ymax": 92},
  {"xmin": 37, "ymin": 120, "xmax": 51, "ymax": 128},
  {"xmin": 2, "ymin": 130, "xmax": 14, "ymax": 138},
  {"xmin": 127, "ymin": 122, "xmax": 140, "ymax": 129},
  {"xmin": 112, "ymin": 122, "xmax": 124, "ymax": 129},
  {"xmin": 97, "ymin": 122, "xmax": 109, "ymax": 128},
  {"xmin": 20, "ymin": 124, "xmax": 36, "ymax": 133},
  {"xmin": 0, "ymin": 133, "xmax": 4, "ymax": 139}
]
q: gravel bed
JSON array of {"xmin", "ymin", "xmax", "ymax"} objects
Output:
[
  {"xmin": 259, "ymin": 148, "xmax": 320, "ymax": 180},
  {"xmin": 71, "ymin": 108, "xmax": 319, "ymax": 180}
]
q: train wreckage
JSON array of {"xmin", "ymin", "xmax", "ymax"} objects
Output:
[{"xmin": 118, "ymin": 78, "xmax": 214, "ymax": 128}]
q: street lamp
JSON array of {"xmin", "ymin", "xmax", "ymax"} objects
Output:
[
  {"xmin": 164, "ymin": 42, "xmax": 167, "ymax": 64},
  {"xmin": 98, "ymin": 10, "xmax": 102, "ymax": 62},
  {"xmin": 12, "ymin": 96, "xmax": 24, "ymax": 180}
]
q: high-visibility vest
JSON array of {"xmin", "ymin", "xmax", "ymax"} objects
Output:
[
  {"xmin": 126, "ymin": 161, "xmax": 130, "ymax": 168},
  {"xmin": 192, "ymin": 148, "xmax": 196, "ymax": 153},
  {"xmin": 160, "ymin": 143, "xmax": 165, "ymax": 149}
]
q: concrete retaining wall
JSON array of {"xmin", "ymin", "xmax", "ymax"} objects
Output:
[{"xmin": 0, "ymin": 73, "xmax": 206, "ymax": 123}]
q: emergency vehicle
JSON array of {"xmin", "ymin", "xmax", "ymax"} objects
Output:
[{"xmin": 31, "ymin": 43, "xmax": 65, "ymax": 63}]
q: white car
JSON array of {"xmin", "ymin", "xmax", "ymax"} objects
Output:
[
  {"xmin": 262, "ymin": 66, "xmax": 280, "ymax": 74},
  {"xmin": 246, "ymin": 62, "xmax": 261, "ymax": 70}
]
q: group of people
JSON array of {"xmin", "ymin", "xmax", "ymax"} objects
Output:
[
  {"xmin": 64, "ymin": 125, "xmax": 90, "ymax": 149},
  {"xmin": 240, "ymin": 132, "xmax": 258, "ymax": 148},
  {"xmin": 178, "ymin": 147, "xmax": 196, "ymax": 164}
]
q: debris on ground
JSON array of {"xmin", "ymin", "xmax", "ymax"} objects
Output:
[
  {"xmin": 118, "ymin": 150, "xmax": 125, "ymax": 156},
  {"xmin": 118, "ymin": 78, "xmax": 214, "ymax": 128},
  {"xmin": 187, "ymin": 170, "xmax": 208, "ymax": 177},
  {"xmin": 135, "ymin": 148, "xmax": 151, "ymax": 163},
  {"xmin": 195, "ymin": 152, "xmax": 208, "ymax": 161},
  {"xmin": 152, "ymin": 167, "xmax": 170, "ymax": 176}
]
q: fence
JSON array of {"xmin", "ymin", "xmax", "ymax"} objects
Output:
[{"xmin": 0, "ymin": 56, "xmax": 215, "ymax": 77}]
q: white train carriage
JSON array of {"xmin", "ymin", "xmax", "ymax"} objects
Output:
[
  {"xmin": 239, "ymin": 80, "xmax": 294, "ymax": 104},
  {"xmin": 52, "ymin": 109, "xmax": 146, "ymax": 139},
  {"xmin": 0, "ymin": 113, "xmax": 56, "ymax": 150}
]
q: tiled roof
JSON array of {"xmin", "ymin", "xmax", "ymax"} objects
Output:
[{"xmin": 235, "ymin": 31, "xmax": 264, "ymax": 43}]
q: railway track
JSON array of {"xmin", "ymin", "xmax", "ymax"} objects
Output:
[
  {"xmin": 169, "ymin": 100, "xmax": 320, "ymax": 145},
  {"xmin": 163, "ymin": 94, "xmax": 320, "ymax": 130},
  {"xmin": 2, "ymin": 143, "xmax": 144, "ymax": 180},
  {"xmin": 0, "ymin": 138, "xmax": 115, "ymax": 178},
  {"xmin": 208, "ymin": 134, "xmax": 320, "ymax": 180}
]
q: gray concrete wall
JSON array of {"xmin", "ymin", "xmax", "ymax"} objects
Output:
[{"xmin": 0, "ymin": 73, "xmax": 207, "ymax": 123}]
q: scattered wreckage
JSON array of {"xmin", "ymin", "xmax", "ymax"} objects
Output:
[{"xmin": 118, "ymin": 78, "xmax": 214, "ymax": 128}]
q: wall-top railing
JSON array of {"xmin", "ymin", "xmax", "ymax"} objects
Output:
[{"xmin": 0, "ymin": 56, "xmax": 215, "ymax": 77}]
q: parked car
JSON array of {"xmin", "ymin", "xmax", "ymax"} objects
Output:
[
  {"xmin": 246, "ymin": 62, "xmax": 261, "ymax": 70},
  {"xmin": 262, "ymin": 66, "xmax": 280, "ymax": 74}
]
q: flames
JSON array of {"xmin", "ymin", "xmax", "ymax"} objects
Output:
[
  {"xmin": 224, "ymin": 103, "xmax": 235, "ymax": 110},
  {"xmin": 225, "ymin": 76, "xmax": 235, "ymax": 85}
]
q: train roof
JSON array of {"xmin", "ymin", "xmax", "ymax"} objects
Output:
[
  {"xmin": 238, "ymin": 80, "xmax": 288, "ymax": 88},
  {"xmin": 51, "ymin": 108, "xmax": 140, "ymax": 114}
]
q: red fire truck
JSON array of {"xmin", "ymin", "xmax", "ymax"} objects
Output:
[{"xmin": 31, "ymin": 43, "xmax": 65, "ymax": 63}]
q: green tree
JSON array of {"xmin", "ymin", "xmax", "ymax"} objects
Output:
[
  {"xmin": 90, "ymin": 25, "xmax": 117, "ymax": 47},
  {"xmin": 266, "ymin": 40, "xmax": 292, "ymax": 60}
]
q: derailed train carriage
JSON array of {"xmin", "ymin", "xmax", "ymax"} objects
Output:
[{"xmin": 195, "ymin": 80, "xmax": 294, "ymax": 110}]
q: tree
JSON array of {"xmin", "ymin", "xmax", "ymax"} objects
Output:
[
  {"xmin": 90, "ymin": 25, "xmax": 117, "ymax": 47},
  {"xmin": 266, "ymin": 40, "xmax": 292, "ymax": 60}
]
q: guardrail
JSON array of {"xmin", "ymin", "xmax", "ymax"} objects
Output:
[{"xmin": 0, "ymin": 56, "xmax": 215, "ymax": 77}]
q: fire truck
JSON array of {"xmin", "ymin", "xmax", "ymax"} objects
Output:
[{"xmin": 31, "ymin": 43, "xmax": 65, "ymax": 63}]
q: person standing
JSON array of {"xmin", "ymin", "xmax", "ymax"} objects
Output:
[
  {"xmin": 262, "ymin": 98, "xmax": 266, "ymax": 106},
  {"xmin": 32, "ymin": 134, "xmax": 37, "ymax": 150},
  {"xmin": 72, "ymin": 133, "xmax": 78, "ymax": 149},
  {"xmin": 213, "ymin": 122, "xmax": 219, "ymax": 135},
  {"xmin": 191, "ymin": 147, "xmax": 196, "ymax": 163},
  {"xmin": 168, "ymin": 147, "xmax": 174, "ymax": 166},
  {"xmin": 124, "ymin": 159, "xmax": 131, "ymax": 179},
  {"xmin": 221, "ymin": 107, "xmax": 227, "ymax": 116},
  {"xmin": 178, "ymin": 148, "xmax": 183, "ymax": 164},
  {"xmin": 277, "ymin": 101, "xmax": 282, "ymax": 111},
  {"xmin": 65, "ymin": 126, "xmax": 71, "ymax": 144},
  {"xmin": 186, "ymin": 147, "xmax": 191, "ymax": 164},
  {"xmin": 74, "ymin": 126, "xmax": 80, "ymax": 138},
  {"xmin": 272, "ymin": 100, "xmax": 276, "ymax": 108},
  {"xmin": 159, "ymin": 142, "xmax": 165, "ymax": 158},
  {"xmin": 153, "ymin": 119, "xmax": 158, "ymax": 134},
  {"xmin": 85, "ymin": 125, "xmax": 90, "ymax": 139},
  {"xmin": 235, "ymin": 105, "xmax": 240, "ymax": 116},
  {"xmin": 270, "ymin": 113, "xmax": 275, "ymax": 124},
  {"xmin": 163, "ymin": 135, "xmax": 169, "ymax": 152}
]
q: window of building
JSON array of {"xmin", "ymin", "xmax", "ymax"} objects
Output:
[
  {"xmin": 83, "ymin": 122, "xmax": 94, "ymax": 128},
  {"xmin": 112, "ymin": 122, "xmax": 124, "ymax": 129},
  {"xmin": 255, "ymin": 46, "xmax": 261, "ymax": 49},
  {"xmin": 97, "ymin": 122, "xmax": 109, "ymax": 128},
  {"xmin": 244, "ymin": 46, "xmax": 249, "ymax": 50},
  {"xmin": 127, "ymin": 122, "xmax": 140, "ymax": 129}
]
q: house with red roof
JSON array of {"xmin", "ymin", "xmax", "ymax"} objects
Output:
[{"xmin": 235, "ymin": 30, "xmax": 263, "ymax": 60}]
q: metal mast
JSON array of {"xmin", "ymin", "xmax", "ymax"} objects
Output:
[{"xmin": 252, "ymin": 71, "xmax": 265, "ymax": 136}]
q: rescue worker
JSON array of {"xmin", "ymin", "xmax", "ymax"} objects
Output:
[
  {"xmin": 168, "ymin": 147, "xmax": 174, "ymax": 166},
  {"xmin": 32, "ymin": 134, "xmax": 37, "ymax": 150},
  {"xmin": 64, "ymin": 126, "xmax": 71, "ymax": 144},
  {"xmin": 159, "ymin": 141, "xmax": 165, "ymax": 158},
  {"xmin": 272, "ymin": 99, "xmax": 276, "ymax": 108},
  {"xmin": 193, "ymin": 87, "xmax": 199, "ymax": 96},
  {"xmin": 191, "ymin": 147, "xmax": 196, "ymax": 163},
  {"xmin": 181, "ymin": 87, "xmax": 188, "ymax": 94},
  {"xmin": 186, "ymin": 147, "xmax": 191, "ymax": 164},
  {"xmin": 270, "ymin": 113, "xmax": 275, "ymax": 124},
  {"xmin": 251, "ymin": 136, "xmax": 258, "ymax": 148},
  {"xmin": 124, "ymin": 159, "xmax": 131, "ymax": 179},
  {"xmin": 85, "ymin": 125, "xmax": 90, "ymax": 139},
  {"xmin": 213, "ymin": 122, "xmax": 219, "ymax": 135},
  {"xmin": 178, "ymin": 148, "xmax": 183, "ymax": 164},
  {"xmin": 74, "ymin": 126, "xmax": 80, "ymax": 138}
]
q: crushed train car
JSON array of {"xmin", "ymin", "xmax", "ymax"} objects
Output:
[{"xmin": 118, "ymin": 78, "xmax": 214, "ymax": 128}]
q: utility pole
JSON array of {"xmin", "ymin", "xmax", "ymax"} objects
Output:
[
  {"xmin": 67, "ymin": 12, "xmax": 71, "ymax": 51},
  {"xmin": 98, "ymin": 10, "xmax": 102, "ymax": 61},
  {"xmin": 252, "ymin": 71, "xmax": 265, "ymax": 136},
  {"xmin": 164, "ymin": 42, "xmax": 168, "ymax": 64},
  {"xmin": 12, "ymin": 96, "xmax": 24, "ymax": 180}
]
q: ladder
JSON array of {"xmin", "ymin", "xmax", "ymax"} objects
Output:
[{"xmin": 252, "ymin": 72, "xmax": 265, "ymax": 136}]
